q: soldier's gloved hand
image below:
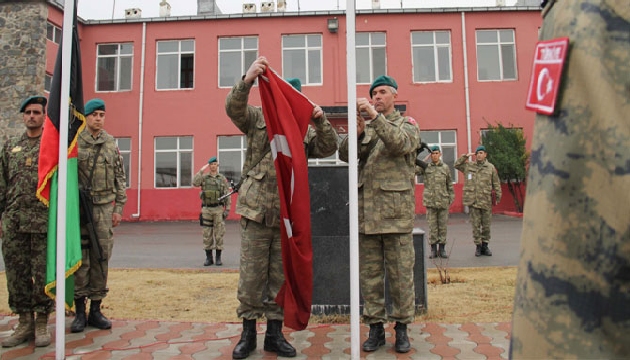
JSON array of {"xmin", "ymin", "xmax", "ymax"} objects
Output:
[{"xmin": 223, "ymin": 211, "xmax": 229, "ymax": 220}]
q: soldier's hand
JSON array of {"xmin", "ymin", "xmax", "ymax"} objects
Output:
[
  {"xmin": 311, "ymin": 105, "xmax": 324, "ymax": 124},
  {"xmin": 223, "ymin": 211, "xmax": 229, "ymax": 220},
  {"xmin": 112, "ymin": 213, "xmax": 122, "ymax": 227},
  {"xmin": 244, "ymin": 56, "xmax": 269, "ymax": 84},
  {"xmin": 356, "ymin": 115, "xmax": 366, "ymax": 136},
  {"xmin": 467, "ymin": 152, "xmax": 476, "ymax": 157},
  {"xmin": 201, "ymin": 163, "xmax": 209, "ymax": 172}
]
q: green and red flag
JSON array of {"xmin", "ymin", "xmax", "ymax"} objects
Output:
[{"xmin": 36, "ymin": 9, "xmax": 85, "ymax": 310}]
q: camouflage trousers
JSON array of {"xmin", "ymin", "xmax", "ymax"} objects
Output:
[
  {"xmin": 469, "ymin": 206, "xmax": 491, "ymax": 245},
  {"xmin": 359, "ymin": 232, "xmax": 415, "ymax": 324},
  {"xmin": 201, "ymin": 206, "xmax": 225, "ymax": 250},
  {"xmin": 1, "ymin": 231, "xmax": 53, "ymax": 314},
  {"xmin": 426, "ymin": 207, "xmax": 449, "ymax": 245},
  {"xmin": 236, "ymin": 217, "xmax": 284, "ymax": 321},
  {"xmin": 74, "ymin": 203, "xmax": 114, "ymax": 300},
  {"xmin": 511, "ymin": 1, "xmax": 630, "ymax": 358}
]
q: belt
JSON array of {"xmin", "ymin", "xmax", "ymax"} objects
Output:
[{"xmin": 203, "ymin": 204, "xmax": 221, "ymax": 208}]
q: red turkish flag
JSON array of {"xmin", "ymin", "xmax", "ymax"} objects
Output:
[{"xmin": 258, "ymin": 68, "xmax": 314, "ymax": 330}]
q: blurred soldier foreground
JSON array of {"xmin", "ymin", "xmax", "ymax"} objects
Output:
[{"xmin": 510, "ymin": 1, "xmax": 630, "ymax": 358}]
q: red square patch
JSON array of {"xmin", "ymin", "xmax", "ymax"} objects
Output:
[{"xmin": 525, "ymin": 37, "xmax": 569, "ymax": 115}]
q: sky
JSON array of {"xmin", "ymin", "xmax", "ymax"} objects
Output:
[{"xmin": 77, "ymin": 0, "xmax": 518, "ymax": 20}]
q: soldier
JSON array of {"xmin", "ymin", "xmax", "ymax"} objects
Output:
[
  {"xmin": 416, "ymin": 145, "xmax": 455, "ymax": 259},
  {"xmin": 511, "ymin": 1, "xmax": 630, "ymax": 358},
  {"xmin": 339, "ymin": 75, "xmax": 420, "ymax": 353},
  {"xmin": 0, "ymin": 96, "xmax": 53, "ymax": 347},
  {"xmin": 71, "ymin": 98, "xmax": 127, "ymax": 333},
  {"xmin": 226, "ymin": 56, "xmax": 338, "ymax": 359},
  {"xmin": 454, "ymin": 146, "xmax": 501, "ymax": 257},
  {"xmin": 192, "ymin": 156, "xmax": 231, "ymax": 266}
]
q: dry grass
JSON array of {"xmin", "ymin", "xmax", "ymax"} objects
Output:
[{"xmin": 0, "ymin": 266, "xmax": 516, "ymax": 323}]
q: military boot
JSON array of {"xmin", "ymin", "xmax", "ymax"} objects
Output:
[
  {"xmin": 362, "ymin": 322, "xmax": 385, "ymax": 352},
  {"xmin": 263, "ymin": 320, "xmax": 296, "ymax": 357},
  {"xmin": 232, "ymin": 318, "xmax": 257, "ymax": 359},
  {"xmin": 394, "ymin": 322, "xmax": 411, "ymax": 353},
  {"xmin": 87, "ymin": 300, "xmax": 112, "ymax": 330},
  {"xmin": 204, "ymin": 250, "xmax": 214, "ymax": 266},
  {"xmin": 34, "ymin": 312, "xmax": 51, "ymax": 347},
  {"xmin": 475, "ymin": 244, "xmax": 482, "ymax": 257},
  {"xmin": 429, "ymin": 244, "xmax": 437, "ymax": 259},
  {"xmin": 215, "ymin": 250, "xmax": 223, "ymax": 266},
  {"xmin": 71, "ymin": 297, "xmax": 87, "ymax": 333},
  {"xmin": 1, "ymin": 312, "xmax": 34, "ymax": 347},
  {"xmin": 439, "ymin": 244, "xmax": 448, "ymax": 258},
  {"xmin": 481, "ymin": 242, "xmax": 493, "ymax": 256}
]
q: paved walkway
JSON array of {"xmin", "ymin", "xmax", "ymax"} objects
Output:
[{"xmin": 0, "ymin": 315, "xmax": 511, "ymax": 359}]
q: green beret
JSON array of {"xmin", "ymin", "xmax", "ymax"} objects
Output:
[
  {"xmin": 208, "ymin": 156, "xmax": 217, "ymax": 164},
  {"xmin": 20, "ymin": 95, "xmax": 47, "ymax": 112},
  {"xmin": 476, "ymin": 145, "xmax": 486, "ymax": 153},
  {"xmin": 85, "ymin": 98, "xmax": 106, "ymax": 116},
  {"xmin": 369, "ymin": 75, "xmax": 397, "ymax": 98},
  {"xmin": 286, "ymin": 78, "xmax": 301, "ymax": 92},
  {"xmin": 430, "ymin": 145, "xmax": 441, "ymax": 152}
]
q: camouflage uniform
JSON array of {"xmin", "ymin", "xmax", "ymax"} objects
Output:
[
  {"xmin": 75, "ymin": 128, "xmax": 127, "ymax": 300},
  {"xmin": 454, "ymin": 155, "xmax": 501, "ymax": 245},
  {"xmin": 0, "ymin": 133, "xmax": 53, "ymax": 314},
  {"xmin": 193, "ymin": 170, "xmax": 231, "ymax": 250},
  {"xmin": 225, "ymin": 79, "xmax": 338, "ymax": 321},
  {"xmin": 339, "ymin": 111, "xmax": 420, "ymax": 325},
  {"xmin": 417, "ymin": 160, "xmax": 454, "ymax": 245},
  {"xmin": 510, "ymin": 1, "xmax": 630, "ymax": 358}
]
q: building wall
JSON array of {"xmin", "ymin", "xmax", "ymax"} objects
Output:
[{"xmin": 46, "ymin": 6, "xmax": 541, "ymax": 221}]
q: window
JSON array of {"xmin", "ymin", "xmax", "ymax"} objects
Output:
[
  {"xmin": 412, "ymin": 31, "xmax": 452, "ymax": 83},
  {"xmin": 308, "ymin": 134, "xmax": 346, "ymax": 166},
  {"xmin": 115, "ymin": 137, "xmax": 132, "ymax": 188},
  {"xmin": 282, "ymin": 34, "xmax": 322, "ymax": 86},
  {"xmin": 217, "ymin": 135, "xmax": 247, "ymax": 184},
  {"xmin": 156, "ymin": 40, "xmax": 195, "ymax": 90},
  {"xmin": 219, "ymin": 37, "xmax": 258, "ymax": 88},
  {"xmin": 46, "ymin": 22, "xmax": 61, "ymax": 44},
  {"xmin": 356, "ymin": 32, "xmax": 386, "ymax": 84},
  {"xmin": 476, "ymin": 29, "xmax": 517, "ymax": 81},
  {"xmin": 96, "ymin": 43, "xmax": 133, "ymax": 92},
  {"xmin": 154, "ymin": 136, "xmax": 193, "ymax": 188},
  {"xmin": 44, "ymin": 73, "xmax": 52, "ymax": 93},
  {"xmin": 416, "ymin": 130, "xmax": 457, "ymax": 184}
]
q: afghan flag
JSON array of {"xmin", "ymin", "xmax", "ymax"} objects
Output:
[
  {"xmin": 258, "ymin": 68, "xmax": 314, "ymax": 330},
  {"xmin": 36, "ymin": 8, "xmax": 85, "ymax": 310}
]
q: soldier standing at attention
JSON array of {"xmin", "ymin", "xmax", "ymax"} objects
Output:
[
  {"xmin": 511, "ymin": 1, "xmax": 630, "ymax": 358},
  {"xmin": 0, "ymin": 96, "xmax": 53, "ymax": 347},
  {"xmin": 193, "ymin": 156, "xmax": 231, "ymax": 266},
  {"xmin": 226, "ymin": 56, "xmax": 338, "ymax": 359},
  {"xmin": 339, "ymin": 75, "xmax": 420, "ymax": 354},
  {"xmin": 454, "ymin": 145, "xmax": 501, "ymax": 257},
  {"xmin": 71, "ymin": 98, "xmax": 127, "ymax": 333},
  {"xmin": 416, "ymin": 145, "xmax": 455, "ymax": 259}
]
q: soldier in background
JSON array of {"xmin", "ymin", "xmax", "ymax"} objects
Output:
[
  {"xmin": 510, "ymin": 1, "xmax": 630, "ymax": 358},
  {"xmin": 416, "ymin": 145, "xmax": 455, "ymax": 259},
  {"xmin": 71, "ymin": 98, "xmax": 127, "ymax": 333},
  {"xmin": 226, "ymin": 56, "xmax": 338, "ymax": 359},
  {"xmin": 454, "ymin": 146, "xmax": 501, "ymax": 257},
  {"xmin": 0, "ymin": 96, "xmax": 53, "ymax": 347},
  {"xmin": 339, "ymin": 75, "xmax": 420, "ymax": 354},
  {"xmin": 193, "ymin": 156, "xmax": 231, "ymax": 266}
]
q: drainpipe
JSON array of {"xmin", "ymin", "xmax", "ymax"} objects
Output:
[
  {"xmin": 461, "ymin": 11, "xmax": 471, "ymax": 214},
  {"xmin": 131, "ymin": 21, "xmax": 146, "ymax": 219}
]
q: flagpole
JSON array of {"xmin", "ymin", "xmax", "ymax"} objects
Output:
[
  {"xmin": 55, "ymin": 0, "xmax": 77, "ymax": 358},
  {"xmin": 345, "ymin": 1, "xmax": 360, "ymax": 358}
]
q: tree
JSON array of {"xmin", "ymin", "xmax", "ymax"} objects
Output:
[{"xmin": 482, "ymin": 122, "xmax": 529, "ymax": 212}]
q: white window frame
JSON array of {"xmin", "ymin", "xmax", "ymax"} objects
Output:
[
  {"xmin": 475, "ymin": 29, "xmax": 517, "ymax": 82},
  {"xmin": 44, "ymin": 73, "xmax": 52, "ymax": 93},
  {"xmin": 156, "ymin": 39, "xmax": 195, "ymax": 90},
  {"xmin": 411, "ymin": 30, "xmax": 453, "ymax": 83},
  {"xmin": 416, "ymin": 130, "xmax": 458, "ymax": 184},
  {"xmin": 115, "ymin": 137, "xmax": 132, "ymax": 188},
  {"xmin": 154, "ymin": 136, "xmax": 193, "ymax": 188},
  {"xmin": 218, "ymin": 37, "xmax": 258, "ymax": 88},
  {"xmin": 356, "ymin": 32, "xmax": 387, "ymax": 85},
  {"xmin": 217, "ymin": 135, "xmax": 247, "ymax": 185},
  {"xmin": 46, "ymin": 22, "xmax": 61, "ymax": 44},
  {"xmin": 282, "ymin": 34, "xmax": 323, "ymax": 86},
  {"xmin": 96, "ymin": 43, "xmax": 133, "ymax": 92}
]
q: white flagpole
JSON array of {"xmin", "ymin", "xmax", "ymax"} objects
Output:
[
  {"xmin": 55, "ymin": 0, "xmax": 77, "ymax": 358},
  {"xmin": 345, "ymin": 1, "xmax": 360, "ymax": 358}
]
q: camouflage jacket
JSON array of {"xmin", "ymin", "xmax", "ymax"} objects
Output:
[
  {"xmin": 193, "ymin": 171, "xmax": 231, "ymax": 209},
  {"xmin": 77, "ymin": 129, "xmax": 127, "ymax": 215},
  {"xmin": 339, "ymin": 111, "xmax": 420, "ymax": 234},
  {"xmin": 418, "ymin": 160, "xmax": 454, "ymax": 209},
  {"xmin": 0, "ymin": 133, "xmax": 48, "ymax": 233},
  {"xmin": 454, "ymin": 155, "xmax": 501, "ymax": 210},
  {"xmin": 225, "ymin": 79, "xmax": 338, "ymax": 226}
]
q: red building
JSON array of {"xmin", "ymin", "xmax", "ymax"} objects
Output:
[{"xmin": 46, "ymin": 3, "xmax": 541, "ymax": 221}]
